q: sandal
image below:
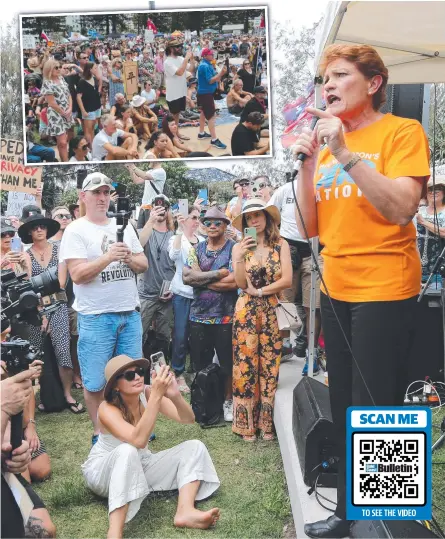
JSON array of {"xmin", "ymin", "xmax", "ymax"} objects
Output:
[
  {"xmin": 261, "ymin": 433, "xmax": 275, "ymax": 441},
  {"xmin": 242, "ymin": 435, "xmax": 257, "ymax": 442},
  {"xmin": 37, "ymin": 404, "xmax": 46, "ymax": 413},
  {"xmin": 66, "ymin": 401, "xmax": 85, "ymax": 414},
  {"xmin": 72, "ymin": 382, "xmax": 83, "ymax": 390},
  {"xmin": 179, "ymin": 134, "xmax": 190, "ymax": 141}
]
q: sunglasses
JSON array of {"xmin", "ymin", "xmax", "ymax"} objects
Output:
[
  {"xmin": 54, "ymin": 214, "xmax": 72, "ymax": 220},
  {"xmin": 83, "ymin": 176, "xmax": 113, "ymax": 189},
  {"xmin": 239, "ymin": 183, "xmax": 249, "ymax": 188},
  {"xmin": 80, "ymin": 144, "xmax": 89, "ymax": 151},
  {"xmin": 203, "ymin": 220, "xmax": 224, "ymax": 227},
  {"xmin": 428, "ymin": 187, "xmax": 443, "ymax": 193},
  {"xmin": 54, "ymin": 66, "xmax": 61, "ymax": 70},
  {"xmin": 31, "ymin": 224, "xmax": 47, "ymax": 231},
  {"xmin": 117, "ymin": 367, "xmax": 146, "ymax": 382},
  {"xmin": 244, "ymin": 63, "xmax": 250, "ymax": 66},
  {"xmin": 1, "ymin": 232, "xmax": 15, "ymax": 239}
]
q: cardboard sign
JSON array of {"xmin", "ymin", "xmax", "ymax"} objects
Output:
[
  {"xmin": 6, "ymin": 191, "xmax": 36, "ymax": 217},
  {"xmin": 1, "ymin": 138, "xmax": 42, "ymax": 194},
  {"xmin": 22, "ymin": 35, "xmax": 37, "ymax": 50},
  {"xmin": 122, "ymin": 61, "xmax": 139, "ymax": 100},
  {"xmin": 145, "ymin": 29, "xmax": 154, "ymax": 43}
]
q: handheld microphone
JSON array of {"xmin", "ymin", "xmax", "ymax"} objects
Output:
[{"xmin": 292, "ymin": 107, "xmax": 326, "ymax": 177}]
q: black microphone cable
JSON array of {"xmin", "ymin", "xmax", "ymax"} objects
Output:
[{"xmin": 290, "ymin": 115, "xmax": 377, "ymax": 406}]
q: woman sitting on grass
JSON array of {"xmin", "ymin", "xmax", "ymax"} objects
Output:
[{"xmin": 82, "ymin": 355, "xmax": 220, "ymax": 539}]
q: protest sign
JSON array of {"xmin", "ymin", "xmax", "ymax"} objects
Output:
[
  {"xmin": 144, "ymin": 29, "xmax": 154, "ymax": 43},
  {"xmin": 1, "ymin": 138, "xmax": 42, "ymax": 194},
  {"xmin": 6, "ymin": 191, "xmax": 36, "ymax": 217},
  {"xmin": 22, "ymin": 35, "xmax": 37, "ymax": 49},
  {"xmin": 122, "ymin": 61, "xmax": 139, "ymax": 100}
]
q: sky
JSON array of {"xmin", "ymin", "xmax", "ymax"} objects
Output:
[{"xmin": 0, "ymin": 0, "xmax": 327, "ymax": 172}]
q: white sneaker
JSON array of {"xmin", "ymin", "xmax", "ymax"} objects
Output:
[
  {"xmin": 176, "ymin": 375, "xmax": 190, "ymax": 394},
  {"xmin": 223, "ymin": 400, "xmax": 233, "ymax": 422}
]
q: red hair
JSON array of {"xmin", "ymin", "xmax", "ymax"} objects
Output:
[{"xmin": 320, "ymin": 44, "xmax": 388, "ymax": 111}]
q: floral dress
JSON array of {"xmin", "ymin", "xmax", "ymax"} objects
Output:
[
  {"xmin": 232, "ymin": 243, "xmax": 283, "ymax": 437},
  {"xmin": 40, "ymin": 78, "xmax": 73, "ymax": 136},
  {"xmin": 416, "ymin": 206, "xmax": 445, "ymax": 281},
  {"xmin": 138, "ymin": 56, "xmax": 155, "ymax": 84}
]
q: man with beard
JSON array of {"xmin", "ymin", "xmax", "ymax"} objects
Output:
[
  {"xmin": 60, "ymin": 172, "xmax": 148, "ymax": 445},
  {"xmin": 164, "ymin": 40, "xmax": 193, "ymax": 135},
  {"xmin": 182, "ymin": 207, "xmax": 238, "ymax": 422},
  {"xmin": 138, "ymin": 195, "xmax": 175, "ymax": 361},
  {"xmin": 240, "ymin": 86, "xmax": 269, "ymax": 131}
]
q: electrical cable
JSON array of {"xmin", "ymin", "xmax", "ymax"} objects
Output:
[{"xmin": 314, "ymin": 473, "xmax": 337, "ymax": 512}]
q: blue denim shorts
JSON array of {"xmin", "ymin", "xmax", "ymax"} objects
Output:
[
  {"xmin": 82, "ymin": 108, "xmax": 102, "ymax": 121},
  {"xmin": 77, "ymin": 311, "xmax": 143, "ymax": 392}
]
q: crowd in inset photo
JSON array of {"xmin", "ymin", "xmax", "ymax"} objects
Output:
[{"xmin": 22, "ymin": 29, "xmax": 269, "ymax": 163}]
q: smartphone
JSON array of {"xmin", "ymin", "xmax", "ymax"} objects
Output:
[
  {"xmin": 10, "ymin": 237, "xmax": 22, "ymax": 252},
  {"xmin": 178, "ymin": 199, "xmax": 188, "ymax": 217},
  {"xmin": 198, "ymin": 189, "xmax": 208, "ymax": 206},
  {"xmin": 244, "ymin": 227, "xmax": 257, "ymax": 249},
  {"xmin": 112, "ymin": 182, "xmax": 127, "ymax": 197},
  {"xmin": 150, "ymin": 352, "xmax": 167, "ymax": 375},
  {"xmin": 171, "ymin": 203, "xmax": 179, "ymax": 215}
]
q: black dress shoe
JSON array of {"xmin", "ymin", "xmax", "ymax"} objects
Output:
[{"xmin": 304, "ymin": 515, "xmax": 352, "ymax": 538}]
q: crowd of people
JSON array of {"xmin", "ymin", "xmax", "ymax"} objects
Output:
[
  {"xmin": 23, "ymin": 29, "xmax": 269, "ymax": 163},
  {"xmin": 2, "ymin": 40, "xmax": 444, "ymax": 539}
]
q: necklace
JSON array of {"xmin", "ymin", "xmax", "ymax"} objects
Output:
[
  {"xmin": 33, "ymin": 243, "xmax": 50, "ymax": 262},
  {"xmin": 206, "ymin": 240, "xmax": 226, "ymax": 258},
  {"xmin": 152, "ymin": 230, "xmax": 169, "ymax": 261}
]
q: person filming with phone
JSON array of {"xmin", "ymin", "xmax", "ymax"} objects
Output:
[
  {"xmin": 292, "ymin": 44, "xmax": 430, "ymax": 538},
  {"xmin": 59, "ymin": 172, "xmax": 148, "ymax": 446},
  {"xmin": 81, "ymin": 354, "xmax": 220, "ymax": 539},
  {"xmin": 231, "ymin": 200, "xmax": 292, "ymax": 441}
]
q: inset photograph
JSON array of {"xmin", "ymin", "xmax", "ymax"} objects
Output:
[{"xmin": 20, "ymin": 7, "xmax": 271, "ymax": 165}]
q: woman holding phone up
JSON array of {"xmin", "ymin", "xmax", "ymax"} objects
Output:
[
  {"xmin": 231, "ymin": 199, "xmax": 292, "ymax": 441},
  {"xmin": 82, "ymin": 354, "xmax": 220, "ymax": 539}
]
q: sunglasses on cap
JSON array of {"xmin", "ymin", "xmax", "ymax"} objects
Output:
[
  {"xmin": 31, "ymin": 224, "xmax": 47, "ymax": 231},
  {"xmin": 54, "ymin": 214, "xmax": 72, "ymax": 220},
  {"xmin": 202, "ymin": 219, "xmax": 224, "ymax": 227},
  {"xmin": 83, "ymin": 176, "xmax": 113, "ymax": 189},
  {"xmin": 116, "ymin": 367, "xmax": 146, "ymax": 382}
]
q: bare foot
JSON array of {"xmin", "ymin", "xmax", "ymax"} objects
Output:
[{"xmin": 174, "ymin": 508, "xmax": 220, "ymax": 529}]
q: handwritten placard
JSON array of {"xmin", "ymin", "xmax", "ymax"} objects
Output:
[
  {"xmin": 6, "ymin": 191, "xmax": 36, "ymax": 217},
  {"xmin": 1, "ymin": 138, "xmax": 42, "ymax": 194},
  {"xmin": 122, "ymin": 61, "xmax": 139, "ymax": 100}
]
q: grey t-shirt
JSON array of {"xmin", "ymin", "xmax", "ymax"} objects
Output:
[{"xmin": 138, "ymin": 229, "xmax": 175, "ymax": 299}]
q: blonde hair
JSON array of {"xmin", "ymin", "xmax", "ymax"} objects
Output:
[{"xmin": 42, "ymin": 59, "xmax": 61, "ymax": 80}]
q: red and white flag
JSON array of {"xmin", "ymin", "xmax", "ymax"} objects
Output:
[{"xmin": 40, "ymin": 31, "xmax": 49, "ymax": 42}]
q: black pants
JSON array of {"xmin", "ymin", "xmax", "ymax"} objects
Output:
[
  {"xmin": 320, "ymin": 292, "xmax": 418, "ymax": 519},
  {"xmin": 189, "ymin": 322, "xmax": 233, "ymax": 377}
]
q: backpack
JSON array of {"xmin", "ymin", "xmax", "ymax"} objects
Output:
[
  {"xmin": 190, "ymin": 363, "xmax": 225, "ymax": 427},
  {"xmin": 39, "ymin": 335, "xmax": 66, "ymax": 413}
]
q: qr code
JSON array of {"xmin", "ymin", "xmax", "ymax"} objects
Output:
[{"xmin": 352, "ymin": 432, "xmax": 426, "ymax": 506}]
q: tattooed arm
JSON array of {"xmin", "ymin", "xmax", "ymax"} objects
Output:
[{"xmin": 182, "ymin": 266, "xmax": 228, "ymax": 287}]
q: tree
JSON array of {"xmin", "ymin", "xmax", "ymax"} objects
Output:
[
  {"xmin": 21, "ymin": 16, "xmax": 65, "ymax": 36},
  {"xmin": 429, "ymin": 83, "xmax": 445, "ymax": 171},
  {"xmin": 1, "ymin": 22, "xmax": 23, "ymax": 139}
]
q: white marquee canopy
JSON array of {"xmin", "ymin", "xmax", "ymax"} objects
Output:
[{"xmin": 314, "ymin": 1, "xmax": 445, "ymax": 84}]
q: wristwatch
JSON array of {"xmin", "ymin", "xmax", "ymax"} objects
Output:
[
  {"xmin": 257, "ymin": 288, "xmax": 263, "ymax": 298},
  {"xmin": 343, "ymin": 153, "xmax": 362, "ymax": 173}
]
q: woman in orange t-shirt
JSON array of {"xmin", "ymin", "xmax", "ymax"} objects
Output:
[{"xmin": 293, "ymin": 44, "xmax": 430, "ymax": 539}]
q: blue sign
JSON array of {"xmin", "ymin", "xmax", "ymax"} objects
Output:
[
  {"xmin": 346, "ymin": 406, "xmax": 431, "ymax": 521},
  {"xmin": 88, "ymin": 29, "xmax": 97, "ymax": 37}
]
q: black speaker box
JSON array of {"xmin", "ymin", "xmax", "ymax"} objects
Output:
[
  {"xmin": 292, "ymin": 377, "xmax": 338, "ymax": 487},
  {"xmin": 381, "ymin": 84, "xmax": 425, "ymax": 124},
  {"xmin": 350, "ymin": 519, "xmax": 439, "ymax": 538}
]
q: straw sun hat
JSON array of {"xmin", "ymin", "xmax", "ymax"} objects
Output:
[
  {"xmin": 232, "ymin": 198, "xmax": 281, "ymax": 231},
  {"xmin": 104, "ymin": 355, "xmax": 150, "ymax": 398}
]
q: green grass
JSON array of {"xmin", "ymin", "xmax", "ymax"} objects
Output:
[
  {"xmin": 32, "ymin": 388, "xmax": 292, "ymax": 538},
  {"xmin": 432, "ymin": 414, "xmax": 445, "ymax": 534}
]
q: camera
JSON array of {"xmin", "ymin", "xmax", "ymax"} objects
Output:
[
  {"xmin": 1, "ymin": 338, "xmax": 40, "ymax": 376},
  {"xmin": 1, "ymin": 267, "xmax": 61, "ymax": 330},
  {"xmin": 107, "ymin": 194, "xmax": 135, "ymax": 242},
  {"xmin": 250, "ymin": 177, "xmax": 267, "ymax": 196}
]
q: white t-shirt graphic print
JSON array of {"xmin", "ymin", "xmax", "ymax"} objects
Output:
[{"xmin": 59, "ymin": 217, "xmax": 144, "ymax": 314}]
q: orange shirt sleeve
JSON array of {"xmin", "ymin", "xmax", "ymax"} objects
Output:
[{"xmin": 383, "ymin": 120, "xmax": 430, "ymax": 181}]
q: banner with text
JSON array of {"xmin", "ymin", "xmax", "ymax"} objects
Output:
[
  {"xmin": 6, "ymin": 191, "xmax": 37, "ymax": 217},
  {"xmin": 1, "ymin": 139, "xmax": 42, "ymax": 194}
]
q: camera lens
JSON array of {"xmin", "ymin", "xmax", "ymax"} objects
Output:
[{"xmin": 30, "ymin": 266, "xmax": 61, "ymax": 297}]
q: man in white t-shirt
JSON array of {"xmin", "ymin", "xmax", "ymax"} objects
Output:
[
  {"xmin": 164, "ymin": 39, "xmax": 193, "ymax": 131},
  {"xmin": 91, "ymin": 114, "xmax": 139, "ymax": 161},
  {"xmin": 126, "ymin": 162, "xmax": 166, "ymax": 205},
  {"xmin": 59, "ymin": 172, "xmax": 148, "ymax": 445}
]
